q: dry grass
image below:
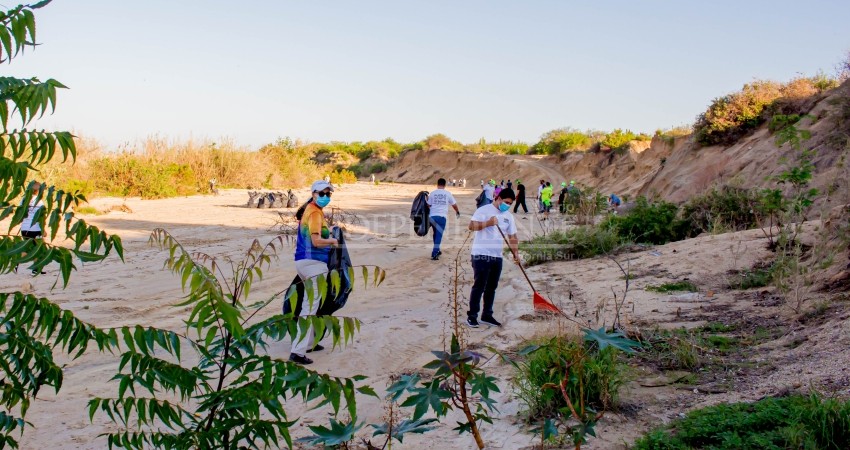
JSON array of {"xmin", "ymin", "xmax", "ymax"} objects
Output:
[{"xmin": 37, "ymin": 136, "xmax": 326, "ymax": 198}]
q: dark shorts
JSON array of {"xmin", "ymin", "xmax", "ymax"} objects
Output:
[{"xmin": 22, "ymin": 230, "xmax": 42, "ymax": 239}]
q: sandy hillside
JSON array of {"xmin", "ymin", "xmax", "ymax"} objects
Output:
[
  {"xmin": 3, "ymin": 182, "xmax": 849, "ymax": 449},
  {"xmin": 382, "ymin": 79, "xmax": 850, "ymax": 209}
]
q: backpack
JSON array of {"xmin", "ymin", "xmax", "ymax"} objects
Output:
[
  {"xmin": 283, "ymin": 227, "xmax": 353, "ymax": 318},
  {"xmin": 410, "ymin": 191, "xmax": 430, "ymax": 237}
]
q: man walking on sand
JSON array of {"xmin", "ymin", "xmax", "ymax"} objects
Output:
[
  {"xmin": 467, "ymin": 188, "xmax": 519, "ymax": 328},
  {"xmin": 427, "ymin": 178, "xmax": 460, "ymax": 261},
  {"xmin": 513, "ymin": 180, "xmax": 528, "ymax": 213}
]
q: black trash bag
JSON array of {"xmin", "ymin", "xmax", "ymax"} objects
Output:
[
  {"xmin": 475, "ymin": 190, "xmax": 487, "ymax": 208},
  {"xmin": 283, "ymin": 227, "xmax": 353, "ymax": 318},
  {"xmin": 410, "ymin": 191, "xmax": 430, "ymax": 237},
  {"xmin": 286, "ymin": 190, "xmax": 298, "ymax": 208}
]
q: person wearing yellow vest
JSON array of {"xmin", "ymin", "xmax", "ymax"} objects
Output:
[{"xmin": 540, "ymin": 182, "xmax": 554, "ymax": 221}]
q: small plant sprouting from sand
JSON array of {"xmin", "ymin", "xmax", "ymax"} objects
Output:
[
  {"xmin": 376, "ymin": 235, "xmax": 500, "ymax": 449},
  {"xmin": 90, "ymin": 230, "xmax": 387, "ymax": 448},
  {"xmin": 359, "ymin": 375, "xmax": 438, "ymax": 449}
]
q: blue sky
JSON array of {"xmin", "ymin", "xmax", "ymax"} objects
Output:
[{"xmin": 7, "ymin": 0, "xmax": 850, "ymax": 149}]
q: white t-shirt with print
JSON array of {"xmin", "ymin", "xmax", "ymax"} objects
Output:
[
  {"xmin": 483, "ymin": 184, "xmax": 495, "ymax": 201},
  {"xmin": 20, "ymin": 199, "xmax": 42, "ymax": 232},
  {"xmin": 427, "ymin": 188, "xmax": 457, "ymax": 217},
  {"xmin": 470, "ymin": 204, "xmax": 517, "ymax": 258}
]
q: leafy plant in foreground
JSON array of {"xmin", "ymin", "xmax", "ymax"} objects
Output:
[
  {"xmin": 90, "ymin": 230, "xmax": 385, "ymax": 448},
  {"xmin": 380, "ymin": 245, "xmax": 499, "ymax": 449},
  {"xmin": 503, "ymin": 329, "xmax": 638, "ymax": 450},
  {"xmin": 0, "ymin": 2, "xmax": 125, "ymax": 447}
]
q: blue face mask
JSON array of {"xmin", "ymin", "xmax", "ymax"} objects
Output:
[
  {"xmin": 315, "ymin": 195, "xmax": 331, "ymax": 208},
  {"xmin": 498, "ymin": 203, "xmax": 510, "ymax": 212}
]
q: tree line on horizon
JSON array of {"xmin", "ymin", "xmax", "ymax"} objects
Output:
[{"xmin": 35, "ymin": 65, "xmax": 848, "ymax": 200}]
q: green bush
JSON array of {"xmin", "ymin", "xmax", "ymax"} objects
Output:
[
  {"xmin": 602, "ymin": 197, "xmax": 685, "ymax": 245},
  {"xmin": 329, "ymin": 169, "xmax": 357, "ymax": 185},
  {"xmin": 517, "ymin": 226, "xmax": 619, "ymax": 265},
  {"xmin": 645, "ymin": 281, "xmax": 698, "ymax": 293},
  {"xmin": 513, "ymin": 336, "xmax": 625, "ymax": 420},
  {"xmin": 632, "ymin": 394, "xmax": 850, "ymax": 450},
  {"xmin": 694, "ymin": 75, "xmax": 840, "ymax": 147},
  {"xmin": 88, "ymin": 155, "xmax": 197, "ymax": 199},
  {"xmin": 729, "ymin": 262, "xmax": 775, "ymax": 290},
  {"xmin": 530, "ymin": 128, "xmax": 592, "ymax": 155},
  {"xmin": 61, "ymin": 178, "xmax": 95, "ymax": 198},
  {"xmin": 601, "ymin": 128, "xmax": 639, "ymax": 151},
  {"xmin": 694, "ymin": 80, "xmax": 783, "ymax": 146},
  {"xmin": 679, "ymin": 186, "xmax": 763, "ymax": 236}
]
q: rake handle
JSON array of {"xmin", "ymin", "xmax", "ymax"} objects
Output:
[{"xmin": 495, "ymin": 221, "xmax": 537, "ymax": 293}]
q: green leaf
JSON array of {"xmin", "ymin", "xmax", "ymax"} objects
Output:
[
  {"xmin": 371, "ymin": 418, "xmax": 438, "ymax": 443},
  {"xmin": 301, "ymin": 418, "xmax": 363, "ymax": 447},
  {"xmin": 386, "ymin": 374, "xmax": 419, "ymax": 402},
  {"xmin": 400, "ymin": 379, "xmax": 452, "ymax": 421},
  {"xmin": 582, "ymin": 327, "xmax": 641, "ymax": 353}
]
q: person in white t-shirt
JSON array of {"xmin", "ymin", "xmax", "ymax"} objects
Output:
[
  {"xmin": 482, "ymin": 180, "xmax": 496, "ymax": 205},
  {"xmin": 536, "ymin": 180, "xmax": 545, "ymax": 213},
  {"xmin": 427, "ymin": 178, "xmax": 460, "ymax": 260},
  {"xmin": 466, "ymin": 188, "xmax": 519, "ymax": 328},
  {"xmin": 19, "ymin": 181, "xmax": 45, "ymax": 275}
]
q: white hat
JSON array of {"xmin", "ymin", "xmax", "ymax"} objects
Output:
[{"xmin": 311, "ymin": 180, "xmax": 334, "ymax": 192}]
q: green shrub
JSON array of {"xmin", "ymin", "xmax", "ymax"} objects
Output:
[
  {"xmin": 513, "ymin": 336, "xmax": 625, "ymax": 420},
  {"xmin": 729, "ymin": 262, "xmax": 775, "ymax": 290},
  {"xmin": 517, "ymin": 226, "xmax": 619, "ymax": 265},
  {"xmin": 602, "ymin": 197, "xmax": 685, "ymax": 245},
  {"xmin": 329, "ymin": 169, "xmax": 357, "ymax": 185},
  {"xmin": 601, "ymin": 128, "xmax": 639, "ymax": 151},
  {"xmin": 694, "ymin": 75, "xmax": 839, "ymax": 147},
  {"xmin": 88, "ymin": 156, "xmax": 197, "ymax": 199},
  {"xmin": 645, "ymin": 281, "xmax": 698, "ymax": 293},
  {"xmin": 632, "ymin": 394, "xmax": 850, "ymax": 450},
  {"xmin": 61, "ymin": 178, "xmax": 94, "ymax": 198},
  {"xmin": 530, "ymin": 128, "xmax": 592, "ymax": 155},
  {"xmin": 694, "ymin": 80, "xmax": 783, "ymax": 146},
  {"xmin": 678, "ymin": 186, "xmax": 762, "ymax": 236}
]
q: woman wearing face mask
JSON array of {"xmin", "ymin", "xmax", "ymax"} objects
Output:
[{"xmin": 290, "ymin": 180, "xmax": 339, "ymax": 365}]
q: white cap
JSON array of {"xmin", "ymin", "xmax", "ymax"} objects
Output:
[{"xmin": 311, "ymin": 180, "xmax": 334, "ymax": 192}]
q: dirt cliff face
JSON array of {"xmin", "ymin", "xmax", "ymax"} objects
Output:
[{"xmin": 382, "ymin": 80, "xmax": 850, "ymax": 206}]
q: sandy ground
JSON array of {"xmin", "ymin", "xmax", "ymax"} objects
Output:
[{"xmin": 3, "ymin": 182, "xmax": 848, "ymax": 449}]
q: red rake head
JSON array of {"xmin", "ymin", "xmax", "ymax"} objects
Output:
[{"xmin": 533, "ymin": 291, "xmax": 562, "ymax": 314}]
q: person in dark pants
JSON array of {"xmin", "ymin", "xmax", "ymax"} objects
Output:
[
  {"xmin": 466, "ymin": 188, "xmax": 519, "ymax": 328},
  {"xmin": 513, "ymin": 180, "xmax": 528, "ymax": 213}
]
